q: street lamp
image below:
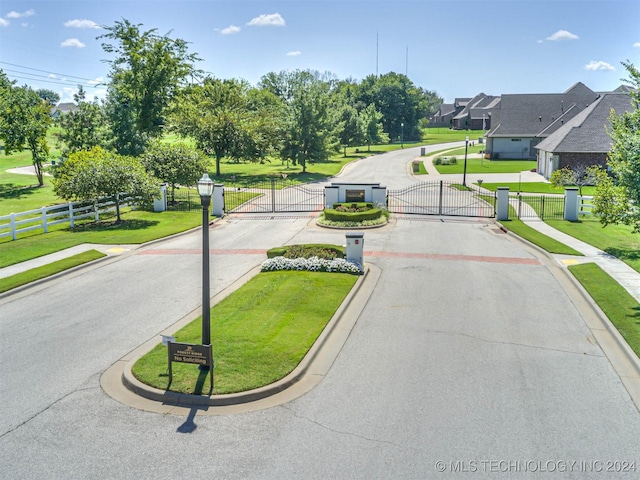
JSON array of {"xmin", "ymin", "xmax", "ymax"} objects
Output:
[
  {"xmin": 197, "ymin": 173, "xmax": 214, "ymax": 350},
  {"xmin": 463, "ymin": 136, "xmax": 469, "ymax": 187},
  {"xmin": 401, "ymin": 122, "xmax": 404, "ymax": 148}
]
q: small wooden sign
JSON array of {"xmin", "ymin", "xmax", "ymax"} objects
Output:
[{"xmin": 167, "ymin": 342, "xmax": 213, "ymax": 390}]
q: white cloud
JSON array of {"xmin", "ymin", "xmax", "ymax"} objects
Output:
[
  {"xmin": 286, "ymin": 51, "xmax": 301, "ymax": 56},
  {"xmin": 634, "ymin": 42, "xmax": 640, "ymax": 48},
  {"xmin": 0, "ymin": 18, "xmax": 9, "ymax": 27},
  {"xmin": 246, "ymin": 13, "xmax": 285, "ymax": 27},
  {"xmin": 6, "ymin": 9, "xmax": 35, "ymax": 19},
  {"xmin": 546, "ymin": 29, "xmax": 579, "ymax": 41},
  {"xmin": 584, "ymin": 60, "xmax": 615, "ymax": 71},
  {"xmin": 64, "ymin": 19, "xmax": 100, "ymax": 29},
  {"xmin": 220, "ymin": 25, "xmax": 241, "ymax": 35},
  {"xmin": 61, "ymin": 38, "xmax": 86, "ymax": 48}
]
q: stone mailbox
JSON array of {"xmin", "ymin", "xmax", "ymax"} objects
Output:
[{"xmin": 345, "ymin": 232, "xmax": 364, "ymax": 267}]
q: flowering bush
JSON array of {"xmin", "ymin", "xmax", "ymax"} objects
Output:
[{"xmin": 261, "ymin": 256, "xmax": 363, "ymax": 275}]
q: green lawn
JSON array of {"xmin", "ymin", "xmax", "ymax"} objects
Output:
[
  {"xmin": 0, "ymin": 209, "xmax": 203, "ymax": 268},
  {"xmin": 0, "ymin": 250, "xmax": 106, "ymax": 293},
  {"xmin": 547, "ymin": 216, "xmax": 640, "ymax": 273},
  {"xmin": 569, "ymin": 262, "xmax": 640, "ymax": 359},
  {"xmin": 434, "ymin": 158, "xmax": 537, "ymax": 175},
  {"xmin": 132, "ymin": 270, "xmax": 358, "ymax": 394},
  {"xmin": 480, "ymin": 182, "xmax": 596, "ymax": 195}
]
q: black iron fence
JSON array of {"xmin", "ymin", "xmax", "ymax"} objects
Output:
[
  {"xmin": 166, "ymin": 188, "xmax": 201, "ymax": 212},
  {"xmin": 224, "ymin": 178, "xmax": 325, "ymax": 213},
  {"xmin": 508, "ymin": 194, "xmax": 565, "ymax": 220},
  {"xmin": 387, "ymin": 181, "xmax": 496, "ymax": 218}
]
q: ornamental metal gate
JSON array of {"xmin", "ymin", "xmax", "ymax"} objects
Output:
[
  {"xmin": 387, "ymin": 181, "xmax": 496, "ymax": 218},
  {"xmin": 224, "ymin": 178, "xmax": 325, "ymax": 214}
]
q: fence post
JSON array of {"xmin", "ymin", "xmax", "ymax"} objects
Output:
[
  {"xmin": 438, "ymin": 181, "xmax": 444, "ymax": 215},
  {"xmin": 153, "ymin": 184, "xmax": 167, "ymax": 212},
  {"xmin": 496, "ymin": 187, "xmax": 509, "ymax": 220},
  {"xmin": 94, "ymin": 200, "xmax": 99, "ymax": 221},
  {"xmin": 564, "ymin": 187, "xmax": 579, "ymax": 221},
  {"xmin": 69, "ymin": 203, "xmax": 75, "ymax": 228},
  {"xmin": 271, "ymin": 177, "xmax": 276, "ymax": 213},
  {"xmin": 10, "ymin": 213, "xmax": 16, "ymax": 241},
  {"xmin": 42, "ymin": 207, "xmax": 48, "ymax": 233},
  {"xmin": 212, "ymin": 184, "xmax": 224, "ymax": 217}
]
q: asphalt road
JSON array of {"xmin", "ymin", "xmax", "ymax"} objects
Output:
[{"xmin": 1, "ymin": 147, "xmax": 640, "ymax": 479}]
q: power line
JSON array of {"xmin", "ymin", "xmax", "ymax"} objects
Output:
[{"xmin": 0, "ymin": 61, "xmax": 99, "ymax": 83}]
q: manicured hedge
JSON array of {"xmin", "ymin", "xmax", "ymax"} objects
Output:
[
  {"xmin": 266, "ymin": 244, "xmax": 345, "ymax": 259},
  {"xmin": 323, "ymin": 208, "xmax": 383, "ymax": 222}
]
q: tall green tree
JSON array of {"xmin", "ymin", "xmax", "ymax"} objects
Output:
[
  {"xmin": 170, "ymin": 77, "xmax": 250, "ymax": 176},
  {"xmin": 99, "ymin": 19, "xmax": 201, "ymax": 156},
  {"xmin": 361, "ymin": 104, "xmax": 388, "ymax": 151},
  {"xmin": 36, "ymin": 89, "xmax": 60, "ymax": 108},
  {"xmin": 264, "ymin": 70, "xmax": 335, "ymax": 173},
  {"xmin": 336, "ymin": 104, "xmax": 365, "ymax": 157},
  {"xmin": 53, "ymin": 146, "xmax": 159, "ymax": 223},
  {"xmin": 358, "ymin": 72, "xmax": 440, "ymax": 142},
  {"xmin": 141, "ymin": 141, "xmax": 210, "ymax": 203},
  {"xmin": 0, "ymin": 70, "xmax": 52, "ymax": 186},
  {"xmin": 593, "ymin": 60, "xmax": 640, "ymax": 231},
  {"xmin": 55, "ymin": 86, "xmax": 107, "ymax": 157}
]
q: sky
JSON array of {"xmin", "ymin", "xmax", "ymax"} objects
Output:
[{"xmin": 1, "ymin": 0, "xmax": 639, "ymax": 104}]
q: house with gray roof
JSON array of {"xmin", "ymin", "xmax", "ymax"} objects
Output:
[
  {"xmin": 430, "ymin": 97, "xmax": 471, "ymax": 127},
  {"xmin": 485, "ymin": 82, "xmax": 601, "ymax": 159},
  {"xmin": 535, "ymin": 92, "xmax": 634, "ymax": 179},
  {"xmin": 452, "ymin": 93, "xmax": 500, "ymax": 131}
]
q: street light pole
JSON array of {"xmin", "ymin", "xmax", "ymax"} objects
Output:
[
  {"xmin": 463, "ymin": 136, "xmax": 469, "ymax": 187},
  {"xmin": 401, "ymin": 122, "xmax": 404, "ymax": 148},
  {"xmin": 197, "ymin": 173, "xmax": 214, "ymax": 350}
]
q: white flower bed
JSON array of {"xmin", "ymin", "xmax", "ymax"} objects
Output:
[{"xmin": 261, "ymin": 256, "xmax": 363, "ymax": 274}]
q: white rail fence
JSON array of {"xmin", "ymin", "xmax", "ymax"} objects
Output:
[
  {"xmin": 0, "ymin": 196, "xmax": 134, "ymax": 241},
  {"xmin": 579, "ymin": 195, "xmax": 594, "ymax": 216}
]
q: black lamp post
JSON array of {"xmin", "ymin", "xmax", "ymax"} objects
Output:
[
  {"xmin": 401, "ymin": 122, "xmax": 404, "ymax": 148},
  {"xmin": 197, "ymin": 173, "xmax": 214, "ymax": 349},
  {"xmin": 462, "ymin": 136, "xmax": 469, "ymax": 187}
]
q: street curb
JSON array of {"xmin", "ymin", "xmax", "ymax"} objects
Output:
[{"xmin": 105, "ymin": 263, "xmax": 380, "ymax": 411}]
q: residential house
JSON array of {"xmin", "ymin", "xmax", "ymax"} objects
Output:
[
  {"xmin": 51, "ymin": 102, "xmax": 78, "ymax": 118},
  {"xmin": 451, "ymin": 93, "xmax": 500, "ymax": 131},
  {"xmin": 430, "ymin": 97, "xmax": 471, "ymax": 127},
  {"xmin": 485, "ymin": 82, "xmax": 601, "ymax": 160},
  {"xmin": 535, "ymin": 92, "xmax": 634, "ymax": 179}
]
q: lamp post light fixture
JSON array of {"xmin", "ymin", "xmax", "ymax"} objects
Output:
[
  {"xmin": 197, "ymin": 173, "xmax": 214, "ymax": 351},
  {"xmin": 462, "ymin": 136, "xmax": 469, "ymax": 187},
  {"xmin": 401, "ymin": 122, "xmax": 404, "ymax": 148}
]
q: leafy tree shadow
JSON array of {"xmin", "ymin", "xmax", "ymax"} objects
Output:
[
  {"xmin": 605, "ymin": 247, "xmax": 640, "ymax": 262},
  {"xmin": 70, "ymin": 218, "xmax": 159, "ymax": 232},
  {"xmin": 0, "ymin": 183, "xmax": 43, "ymax": 201}
]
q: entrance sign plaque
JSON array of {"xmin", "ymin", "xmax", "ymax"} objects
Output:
[{"xmin": 167, "ymin": 342, "xmax": 213, "ymax": 389}]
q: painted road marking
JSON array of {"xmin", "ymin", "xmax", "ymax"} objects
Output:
[{"xmin": 138, "ymin": 248, "xmax": 540, "ymax": 266}]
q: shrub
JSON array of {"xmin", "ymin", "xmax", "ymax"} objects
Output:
[
  {"xmin": 266, "ymin": 244, "xmax": 345, "ymax": 259},
  {"xmin": 324, "ymin": 207, "xmax": 382, "ymax": 223},
  {"xmin": 261, "ymin": 256, "xmax": 363, "ymax": 274}
]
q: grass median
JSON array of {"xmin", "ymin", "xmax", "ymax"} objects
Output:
[{"xmin": 132, "ymin": 270, "xmax": 359, "ymax": 395}]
